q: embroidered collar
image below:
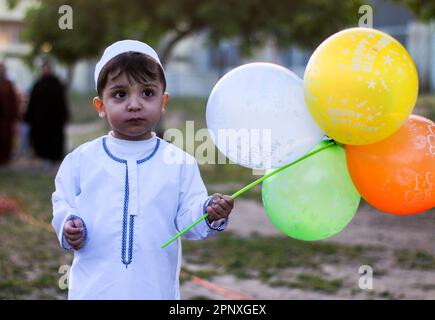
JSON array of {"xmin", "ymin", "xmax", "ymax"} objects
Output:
[{"xmin": 102, "ymin": 132, "xmax": 160, "ymax": 163}]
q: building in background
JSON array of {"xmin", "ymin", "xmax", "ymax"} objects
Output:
[
  {"xmin": 0, "ymin": 0, "xmax": 92, "ymax": 94},
  {"xmin": 372, "ymin": 0, "xmax": 435, "ymax": 92},
  {"xmin": 0, "ymin": 0, "xmax": 33, "ymax": 94}
]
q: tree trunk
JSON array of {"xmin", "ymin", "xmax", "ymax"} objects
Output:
[
  {"xmin": 160, "ymin": 28, "xmax": 197, "ymax": 66},
  {"xmin": 156, "ymin": 27, "xmax": 198, "ymax": 140}
]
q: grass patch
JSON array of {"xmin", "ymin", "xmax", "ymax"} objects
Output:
[
  {"xmin": 394, "ymin": 249, "xmax": 435, "ymax": 270},
  {"xmin": 201, "ymin": 164, "xmax": 261, "ymax": 189},
  {"xmin": 0, "ymin": 170, "xmax": 55, "ymax": 222},
  {"xmin": 0, "ymin": 170, "xmax": 71, "ymax": 299},
  {"xmin": 67, "ymin": 123, "xmax": 110, "ymax": 151},
  {"xmin": 0, "ymin": 213, "xmax": 71, "ymax": 299},
  {"xmin": 182, "ymin": 268, "xmax": 218, "ymax": 280},
  {"xmin": 69, "ymin": 91, "xmax": 99, "ymax": 124},
  {"xmin": 270, "ymin": 273, "xmax": 343, "ymax": 294},
  {"xmin": 167, "ymin": 96, "xmax": 208, "ymax": 122},
  {"xmin": 377, "ymin": 290, "xmax": 404, "ymax": 300},
  {"xmin": 182, "ymin": 233, "xmax": 382, "ymax": 281}
]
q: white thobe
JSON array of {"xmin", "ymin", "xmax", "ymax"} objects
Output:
[{"xmin": 52, "ymin": 132, "xmax": 227, "ymax": 299}]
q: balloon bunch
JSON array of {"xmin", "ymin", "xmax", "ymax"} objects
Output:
[
  {"xmin": 304, "ymin": 28, "xmax": 433, "ymax": 216},
  {"xmin": 162, "ymin": 28, "xmax": 434, "ymax": 248}
]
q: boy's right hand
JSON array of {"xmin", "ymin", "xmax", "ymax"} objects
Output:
[{"xmin": 63, "ymin": 218, "xmax": 85, "ymax": 250}]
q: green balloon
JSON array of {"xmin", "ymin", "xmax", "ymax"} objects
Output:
[{"xmin": 262, "ymin": 141, "xmax": 360, "ymax": 241}]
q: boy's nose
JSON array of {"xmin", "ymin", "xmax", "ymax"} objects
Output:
[{"xmin": 127, "ymin": 96, "xmax": 143, "ymax": 111}]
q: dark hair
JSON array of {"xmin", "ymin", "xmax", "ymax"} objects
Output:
[{"xmin": 97, "ymin": 51, "xmax": 166, "ymax": 97}]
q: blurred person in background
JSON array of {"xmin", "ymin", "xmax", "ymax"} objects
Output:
[
  {"xmin": 0, "ymin": 62, "xmax": 19, "ymax": 166},
  {"xmin": 24, "ymin": 59, "xmax": 70, "ymax": 168}
]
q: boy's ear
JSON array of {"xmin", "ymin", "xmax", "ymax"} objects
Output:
[
  {"xmin": 161, "ymin": 92, "xmax": 169, "ymax": 116},
  {"xmin": 93, "ymin": 96, "xmax": 106, "ymax": 118}
]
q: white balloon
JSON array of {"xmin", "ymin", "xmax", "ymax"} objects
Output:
[{"xmin": 206, "ymin": 63, "xmax": 324, "ymax": 169}]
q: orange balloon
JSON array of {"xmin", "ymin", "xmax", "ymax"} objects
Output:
[{"xmin": 345, "ymin": 115, "xmax": 434, "ymax": 214}]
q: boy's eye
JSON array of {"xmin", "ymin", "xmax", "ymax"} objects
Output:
[
  {"xmin": 143, "ymin": 89, "xmax": 154, "ymax": 97},
  {"xmin": 113, "ymin": 91, "xmax": 126, "ymax": 98}
]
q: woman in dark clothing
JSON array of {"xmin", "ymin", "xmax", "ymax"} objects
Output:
[
  {"xmin": 0, "ymin": 62, "xmax": 19, "ymax": 166},
  {"xmin": 24, "ymin": 61, "xmax": 69, "ymax": 162}
]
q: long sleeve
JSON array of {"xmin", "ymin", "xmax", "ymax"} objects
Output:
[
  {"xmin": 175, "ymin": 158, "xmax": 228, "ymax": 240},
  {"xmin": 51, "ymin": 152, "xmax": 82, "ymax": 249}
]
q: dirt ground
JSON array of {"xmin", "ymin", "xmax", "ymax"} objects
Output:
[{"xmin": 181, "ymin": 198, "xmax": 435, "ymax": 300}]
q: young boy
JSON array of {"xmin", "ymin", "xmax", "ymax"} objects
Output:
[{"xmin": 52, "ymin": 40, "xmax": 234, "ymax": 299}]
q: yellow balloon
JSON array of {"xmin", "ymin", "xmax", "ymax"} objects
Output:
[{"xmin": 304, "ymin": 28, "xmax": 418, "ymax": 145}]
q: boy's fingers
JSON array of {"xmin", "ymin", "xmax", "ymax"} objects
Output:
[
  {"xmin": 222, "ymin": 195, "xmax": 232, "ymax": 201},
  {"xmin": 64, "ymin": 218, "xmax": 84, "ymax": 235},
  {"xmin": 68, "ymin": 237, "xmax": 83, "ymax": 247},
  {"xmin": 212, "ymin": 204, "xmax": 226, "ymax": 216},
  {"xmin": 65, "ymin": 220, "xmax": 74, "ymax": 227},
  {"xmin": 216, "ymin": 199, "xmax": 231, "ymax": 211},
  {"xmin": 206, "ymin": 206, "xmax": 217, "ymax": 218},
  {"xmin": 65, "ymin": 232, "xmax": 82, "ymax": 241},
  {"xmin": 63, "ymin": 220, "xmax": 74, "ymax": 231},
  {"xmin": 211, "ymin": 193, "xmax": 222, "ymax": 202},
  {"xmin": 221, "ymin": 196, "xmax": 234, "ymax": 208},
  {"xmin": 64, "ymin": 224, "xmax": 82, "ymax": 235},
  {"xmin": 209, "ymin": 203, "xmax": 227, "ymax": 218},
  {"xmin": 72, "ymin": 218, "xmax": 83, "ymax": 229},
  {"xmin": 71, "ymin": 239, "xmax": 85, "ymax": 250},
  {"xmin": 63, "ymin": 223, "xmax": 79, "ymax": 234},
  {"xmin": 212, "ymin": 194, "xmax": 233, "ymax": 206},
  {"xmin": 72, "ymin": 240, "xmax": 84, "ymax": 250}
]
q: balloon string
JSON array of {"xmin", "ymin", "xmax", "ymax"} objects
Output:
[{"xmin": 161, "ymin": 140, "xmax": 337, "ymax": 248}]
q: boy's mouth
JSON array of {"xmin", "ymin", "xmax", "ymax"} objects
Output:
[{"xmin": 126, "ymin": 117, "xmax": 146, "ymax": 122}]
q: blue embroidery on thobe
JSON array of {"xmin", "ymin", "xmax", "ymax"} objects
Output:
[{"xmin": 102, "ymin": 137, "xmax": 160, "ymax": 267}]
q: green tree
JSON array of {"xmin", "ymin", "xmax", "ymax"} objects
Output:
[
  {"xmin": 394, "ymin": 0, "xmax": 435, "ymax": 21},
  {"xmin": 9, "ymin": 0, "xmax": 363, "ymax": 85}
]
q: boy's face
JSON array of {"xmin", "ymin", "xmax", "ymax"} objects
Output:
[{"xmin": 93, "ymin": 72, "xmax": 168, "ymax": 141}]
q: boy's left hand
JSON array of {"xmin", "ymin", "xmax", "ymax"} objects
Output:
[{"xmin": 206, "ymin": 193, "xmax": 234, "ymax": 222}]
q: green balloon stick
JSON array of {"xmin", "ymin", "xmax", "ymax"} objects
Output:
[{"xmin": 161, "ymin": 140, "xmax": 336, "ymax": 248}]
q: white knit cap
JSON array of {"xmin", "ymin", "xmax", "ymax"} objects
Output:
[{"xmin": 94, "ymin": 39, "xmax": 164, "ymax": 89}]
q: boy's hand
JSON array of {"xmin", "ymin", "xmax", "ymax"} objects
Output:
[
  {"xmin": 63, "ymin": 218, "xmax": 85, "ymax": 250},
  {"xmin": 206, "ymin": 193, "xmax": 234, "ymax": 222}
]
